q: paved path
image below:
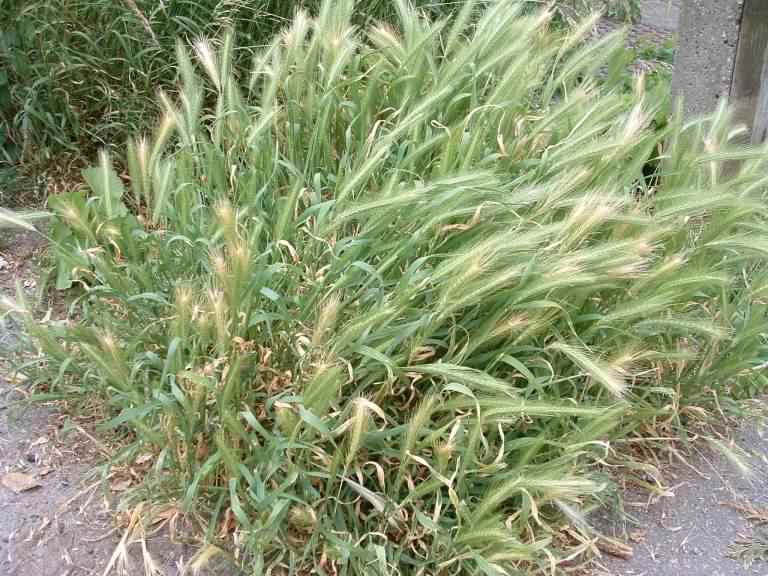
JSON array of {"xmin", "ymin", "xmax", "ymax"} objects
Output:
[{"xmin": 591, "ymin": 418, "xmax": 768, "ymax": 576}]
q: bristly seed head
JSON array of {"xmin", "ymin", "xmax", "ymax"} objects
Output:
[
  {"xmin": 435, "ymin": 441, "xmax": 455, "ymax": 465},
  {"xmin": 99, "ymin": 330, "xmax": 118, "ymax": 354},
  {"xmin": 215, "ymin": 199, "xmax": 235, "ymax": 230},
  {"xmin": 288, "ymin": 504, "xmax": 317, "ymax": 533},
  {"xmin": 313, "ymin": 294, "xmax": 341, "ymax": 347},
  {"xmin": 210, "ymin": 250, "xmax": 228, "ymax": 278},
  {"xmin": 231, "ymin": 240, "xmax": 250, "ymax": 272}
]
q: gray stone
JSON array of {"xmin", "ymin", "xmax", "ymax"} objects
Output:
[
  {"xmin": 639, "ymin": 0, "xmax": 681, "ymax": 32},
  {"xmin": 671, "ymin": 0, "xmax": 744, "ymax": 118}
]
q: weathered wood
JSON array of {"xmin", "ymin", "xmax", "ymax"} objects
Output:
[
  {"xmin": 751, "ymin": 43, "xmax": 768, "ymax": 143},
  {"xmin": 730, "ymin": 0, "xmax": 768, "ymax": 142}
]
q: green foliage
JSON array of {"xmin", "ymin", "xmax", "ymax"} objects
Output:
[
  {"xmin": 0, "ymin": 0, "xmax": 640, "ymax": 169},
  {"xmin": 0, "ymin": 6, "xmax": 36, "ymax": 164},
  {"xmin": 0, "ymin": 0, "xmax": 465, "ymax": 166},
  {"xmin": 636, "ymin": 37, "xmax": 676, "ymax": 66},
  {"xmin": 6, "ymin": 1, "xmax": 768, "ymax": 573},
  {"xmin": 602, "ymin": 0, "xmax": 640, "ymax": 21}
]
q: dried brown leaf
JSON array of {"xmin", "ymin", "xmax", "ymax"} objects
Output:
[
  {"xmin": 110, "ymin": 477, "xmax": 133, "ymax": 492},
  {"xmin": 2, "ymin": 472, "xmax": 42, "ymax": 493},
  {"xmin": 135, "ymin": 452, "xmax": 154, "ymax": 465},
  {"xmin": 29, "ymin": 436, "xmax": 49, "ymax": 448}
]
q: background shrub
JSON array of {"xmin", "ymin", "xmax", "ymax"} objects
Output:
[{"xmin": 0, "ymin": 0, "xmax": 639, "ymax": 171}]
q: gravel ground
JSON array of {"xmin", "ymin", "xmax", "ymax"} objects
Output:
[
  {"xmin": 596, "ymin": 0, "xmax": 680, "ymax": 46},
  {"xmin": 590, "ymin": 419, "xmax": 768, "ymax": 576}
]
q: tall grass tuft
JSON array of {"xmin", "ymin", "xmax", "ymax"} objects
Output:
[{"xmin": 5, "ymin": 1, "xmax": 768, "ymax": 573}]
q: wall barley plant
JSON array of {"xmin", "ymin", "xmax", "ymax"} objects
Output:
[{"xmin": 5, "ymin": 1, "xmax": 768, "ymax": 574}]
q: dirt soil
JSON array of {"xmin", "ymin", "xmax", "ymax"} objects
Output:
[
  {"xmin": 0, "ymin": 228, "xmax": 116, "ymax": 576},
  {"xmin": 590, "ymin": 418, "xmax": 768, "ymax": 576},
  {"xmin": 1, "ymin": 387, "xmax": 120, "ymax": 576}
]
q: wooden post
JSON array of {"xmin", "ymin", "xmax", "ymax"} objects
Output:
[
  {"xmin": 731, "ymin": 0, "xmax": 768, "ymax": 143},
  {"xmin": 752, "ymin": 45, "xmax": 768, "ymax": 143}
]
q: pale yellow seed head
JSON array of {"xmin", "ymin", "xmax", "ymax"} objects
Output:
[
  {"xmin": 210, "ymin": 289, "xmax": 226, "ymax": 314},
  {"xmin": 214, "ymin": 199, "xmax": 235, "ymax": 229},
  {"xmin": 231, "ymin": 240, "xmax": 250, "ymax": 272},
  {"xmin": 547, "ymin": 263, "xmax": 583, "ymax": 279},
  {"xmin": 155, "ymin": 113, "xmax": 176, "ymax": 147},
  {"xmin": 435, "ymin": 441, "xmax": 455, "ymax": 463},
  {"xmin": 275, "ymin": 402, "xmax": 298, "ymax": 436},
  {"xmin": 635, "ymin": 239, "xmax": 656, "ymax": 257},
  {"xmin": 288, "ymin": 505, "xmax": 317, "ymax": 533},
  {"xmin": 210, "ymin": 251, "xmax": 227, "ymax": 278},
  {"xmin": 176, "ymin": 286, "xmax": 192, "ymax": 307},
  {"xmin": 611, "ymin": 349, "xmax": 639, "ymax": 375},
  {"xmin": 608, "ymin": 261, "xmax": 647, "ymax": 279},
  {"xmin": 313, "ymin": 295, "xmax": 340, "ymax": 347},
  {"xmin": 193, "ymin": 38, "xmax": 220, "ymax": 90},
  {"xmin": 493, "ymin": 314, "xmax": 529, "ymax": 338},
  {"xmin": 99, "ymin": 330, "xmax": 118, "ymax": 354},
  {"xmin": 196, "ymin": 312, "xmax": 210, "ymax": 334},
  {"xmin": 61, "ymin": 205, "xmax": 81, "ymax": 226}
]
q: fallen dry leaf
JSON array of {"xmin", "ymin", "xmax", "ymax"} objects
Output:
[
  {"xmin": 9, "ymin": 372, "xmax": 28, "ymax": 384},
  {"xmin": 596, "ymin": 535, "xmax": 634, "ymax": 560},
  {"xmin": 218, "ymin": 507, "xmax": 236, "ymax": 538},
  {"xmin": 135, "ymin": 452, "xmax": 154, "ymax": 465},
  {"xmin": 110, "ymin": 477, "xmax": 132, "ymax": 492},
  {"xmin": 2, "ymin": 472, "xmax": 42, "ymax": 494},
  {"xmin": 29, "ymin": 436, "xmax": 49, "ymax": 448}
]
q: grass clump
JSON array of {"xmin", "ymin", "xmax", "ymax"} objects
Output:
[{"xmin": 5, "ymin": 0, "xmax": 768, "ymax": 573}]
